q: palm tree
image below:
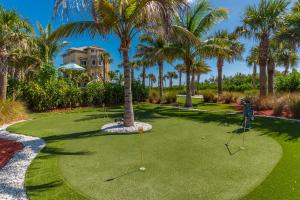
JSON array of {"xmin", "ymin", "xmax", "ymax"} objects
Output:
[
  {"xmin": 208, "ymin": 30, "xmax": 244, "ymax": 99},
  {"xmin": 137, "ymin": 34, "xmax": 172, "ymax": 98},
  {"xmin": 191, "ymin": 60, "xmax": 211, "ymax": 95},
  {"xmin": 52, "ymin": 0, "xmax": 185, "ymax": 127},
  {"xmin": 175, "ymin": 64, "xmax": 185, "ymax": 87},
  {"xmin": 166, "ymin": 71, "xmax": 178, "ymax": 88},
  {"xmin": 168, "ymin": 0, "xmax": 228, "ymax": 107},
  {"xmin": 147, "ymin": 73, "xmax": 156, "ymax": 88},
  {"xmin": 246, "ymin": 46, "xmax": 259, "ymax": 89},
  {"xmin": 0, "ymin": 7, "xmax": 33, "ymax": 100},
  {"xmin": 238, "ymin": 0, "xmax": 289, "ymax": 97},
  {"xmin": 36, "ymin": 23, "xmax": 66, "ymax": 64},
  {"xmin": 99, "ymin": 52, "xmax": 113, "ymax": 82}
]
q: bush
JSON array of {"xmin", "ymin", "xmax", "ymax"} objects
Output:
[
  {"xmin": 0, "ymin": 100, "xmax": 27, "ymax": 124},
  {"xmin": 273, "ymin": 96, "xmax": 287, "ymax": 116},
  {"xmin": 201, "ymin": 90, "xmax": 217, "ymax": 103},
  {"xmin": 275, "ymin": 70, "xmax": 300, "ymax": 92},
  {"xmin": 221, "ymin": 92, "xmax": 241, "ymax": 104},
  {"xmin": 288, "ymin": 94, "xmax": 300, "ymax": 119},
  {"xmin": 163, "ymin": 91, "xmax": 177, "ymax": 104},
  {"xmin": 148, "ymin": 90, "xmax": 160, "ymax": 104},
  {"xmin": 83, "ymin": 81, "xmax": 105, "ymax": 105},
  {"xmin": 255, "ymin": 97, "xmax": 274, "ymax": 111},
  {"xmin": 24, "ymin": 79, "xmax": 82, "ymax": 111},
  {"xmin": 132, "ymin": 80, "xmax": 149, "ymax": 102}
]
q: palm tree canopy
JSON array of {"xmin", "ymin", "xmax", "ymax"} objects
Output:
[
  {"xmin": 167, "ymin": 71, "xmax": 178, "ymax": 79},
  {"xmin": 237, "ymin": 0, "xmax": 290, "ymax": 38},
  {"xmin": 193, "ymin": 60, "xmax": 211, "ymax": 74},
  {"xmin": 51, "ymin": 0, "xmax": 187, "ymax": 48},
  {"xmin": 246, "ymin": 46, "xmax": 259, "ymax": 66},
  {"xmin": 206, "ymin": 30, "xmax": 244, "ymax": 62}
]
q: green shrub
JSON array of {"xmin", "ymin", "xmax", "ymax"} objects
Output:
[
  {"xmin": 132, "ymin": 80, "xmax": 149, "ymax": 102},
  {"xmin": 163, "ymin": 91, "xmax": 177, "ymax": 104},
  {"xmin": 83, "ymin": 81, "xmax": 105, "ymax": 105},
  {"xmin": 275, "ymin": 70, "xmax": 300, "ymax": 92},
  {"xmin": 148, "ymin": 90, "xmax": 160, "ymax": 104},
  {"xmin": 24, "ymin": 79, "xmax": 82, "ymax": 111}
]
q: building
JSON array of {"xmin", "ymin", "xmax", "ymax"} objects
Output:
[{"xmin": 62, "ymin": 46, "xmax": 110, "ymax": 81}]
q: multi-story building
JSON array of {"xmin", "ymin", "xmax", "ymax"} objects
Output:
[{"xmin": 62, "ymin": 46, "xmax": 110, "ymax": 81}]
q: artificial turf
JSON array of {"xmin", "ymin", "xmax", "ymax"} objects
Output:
[
  {"xmin": 176, "ymin": 96, "xmax": 236, "ymax": 112},
  {"xmin": 8, "ymin": 104, "xmax": 300, "ymax": 199}
]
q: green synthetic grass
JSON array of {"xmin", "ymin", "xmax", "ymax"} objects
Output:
[
  {"xmin": 9, "ymin": 105, "xmax": 300, "ymax": 199},
  {"xmin": 177, "ymin": 96, "xmax": 236, "ymax": 112}
]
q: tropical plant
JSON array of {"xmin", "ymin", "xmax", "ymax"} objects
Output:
[
  {"xmin": 99, "ymin": 52, "xmax": 113, "ymax": 82},
  {"xmin": 192, "ymin": 60, "xmax": 211, "ymax": 95},
  {"xmin": 175, "ymin": 64, "xmax": 185, "ymax": 87},
  {"xmin": 237, "ymin": 0, "xmax": 289, "ymax": 97},
  {"xmin": 166, "ymin": 71, "xmax": 178, "ymax": 88},
  {"xmin": 207, "ymin": 30, "xmax": 244, "ymax": 99},
  {"xmin": 147, "ymin": 73, "xmax": 156, "ymax": 88},
  {"xmin": 168, "ymin": 0, "xmax": 228, "ymax": 107},
  {"xmin": 246, "ymin": 46, "xmax": 259, "ymax": 89},
  {"xmin": 137, "ymin": 34, "xmax": 171, "ymax": 97},
  {"xmin": 0, "ymin": 7, "xmax": 33, "ymax": 100},
  {"xmin": 52, "ymin": 0, "xmax": 185, "ymax": 126}
]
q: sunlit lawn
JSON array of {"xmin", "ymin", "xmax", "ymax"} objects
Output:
[{"xmin": 8, "ymin": 104, "xmax": 300, "ymax": 200}]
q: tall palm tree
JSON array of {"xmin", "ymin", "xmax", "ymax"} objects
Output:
[
  {"xmin": 208, "ymin": 30, "xmax": 244, "ymax": 99},
  {"xmin": 246, "ymin": 46, "xmax": 259, "ymax": 89},
  {"xmin": 0, "ymin": 7, "xmax": 33, "ymax": 100},
  {"xmin": 137, "ymin": 34, "xmax": 172, "ymax": 98},
  {"xmin": 168, "ymin": 0, "xmax": 228, "ymax": 107},
  {"xmin": 99, "ymin": 52, "xmax": 113, "ymax": 82},
  {"xmin": 166, "ymin": 71, "xmax": 178, "ymax": 88},
  {"xmin": 238, "ymin": 0, "xmax": 289, "ymax": 97},
  {"xmin": 52, "ymin": 0, "xmax": 185, "ymax": 127},
  {"xmin": 36, "ymin": 23, "xmax": 66, "ymax": 64},
  {"xmin": 175, "ymin": 64, "xmax": 185, "ymax": 87},
  {"xmin": 191, "ymin": 60, "xmax": 211, "ymax": 95},
  {"xmin": 147, "ymin": 73, "xmax": 156, "ymax": 88}
]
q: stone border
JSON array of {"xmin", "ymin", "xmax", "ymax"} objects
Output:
[
  {"xmin": 101, "ymin": 122, "xmax": 152, "ymax": 134},
  {"xmin": 0, "ymin": 121, "xmax": 45, "ymax": 200}
]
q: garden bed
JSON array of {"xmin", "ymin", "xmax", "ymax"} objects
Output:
[{"xmin": 0, "ymin": 139, "xmax": 23, "ymax": 169}]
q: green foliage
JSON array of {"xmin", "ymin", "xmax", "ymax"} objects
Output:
[
  {"xmin": 24, "ymin": 79, "xmax": 81, "ymax": 112},
  {"xmin": 83, "ymin": 81, "xmax": 105, "ymax": 105},
  {"xmin": 199, "ymin": 73, "xmax": 258, "ymax": 92},
  {"xmin": 35, "ymin": 63, "xmax": 57, "ymax": 83},
  {"xmin": 275, "ymin": 70, "xmax": 300, "ymax": 92},
  {"xmin": 132, "ymin": 80, "xmax": 149, "ymax": 102}
]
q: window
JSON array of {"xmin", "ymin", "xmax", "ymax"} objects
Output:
[
  {"xmin": 80, "ymin": 59, "xmax": 87, "ymax": 66},
  {"xmin": 91, "ymin": 49, "xmax": 95, "ymax": 53},
  {"xmin": 92, "ymin": 60, "xmax": 96, "ymax": 66}
]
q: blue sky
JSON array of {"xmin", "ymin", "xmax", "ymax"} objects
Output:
[{"xmin": 1, "ymin": 0, "xmax": 297, "ymax": 85}]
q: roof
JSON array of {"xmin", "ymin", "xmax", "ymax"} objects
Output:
[{"xmin": 58, "ymin": 63, "xmax": 86, "ymax": 71}]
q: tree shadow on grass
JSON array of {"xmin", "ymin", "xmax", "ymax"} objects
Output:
[
  {"xmin": 139, "ymin": 106, "xmax": 300, "ymax": 142},
  {"xmin": 26, "ymin": 181, "xmax": 63, "ymax": 192},
  {"xmin": 37, "ymin": 147, "xmax": 93, "ymax": 159}
]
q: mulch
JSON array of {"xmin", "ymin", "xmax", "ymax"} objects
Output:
[{"xmin": 0, "ymin": 139, "xmax": 23, "ymax": 169}]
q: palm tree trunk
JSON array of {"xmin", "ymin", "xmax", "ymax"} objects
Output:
[
  {"xmin": 179, "ymin": 71, "xmax": 182, "ymax": 87},
  {"xmin": 121, "ymin": 47, "xmax": 134, "ymax": 127},
  {"xmin": 158, "ymin": 61, "xmax": 164, "ymax": 97},
  {"xmin": 170, "ymin": 78, "xmax": 173, "ymax": 88},
  {"xmin": 131, "ymin": 67, "xmax": 134, "ymax": 82},
  {"xmin": 197, "ymin": 74, "xmax": 201, "ymax": 84},
  {"xmin": 217, "ymin": 57, "xmax": 224, "ymax": 99},
  {"xmin": 142, "ymin": 66, "xmax": 146, "ymax": 86},
  {"xmin": 252, "ymin": 63, "xmax": 257, "ymax": 89},
  {"xmin": 284, "ymin": 62, "xmax": 289, "ymax": 75},
  {"xmin": 191, "ymin": 69, "xmax": 195, "ymax": 96},
  {"xmin": 0, "ymin": 65, "xmax": 8, "ymax": 101},
  {"xmin": 259, "ymin": 34, "xmax": 269, "ymax": 98},
  {"xmin": 267, "ymin": 60, "xmax": 275, "ymax": 96},
  {"xmin": 185, "ymin": 59, "xmax": 192, "ymax": 107}
]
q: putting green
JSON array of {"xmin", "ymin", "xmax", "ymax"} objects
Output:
[{"xmin": 59, "ymin": 114, "xmax": 281, "ymax": 200}]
